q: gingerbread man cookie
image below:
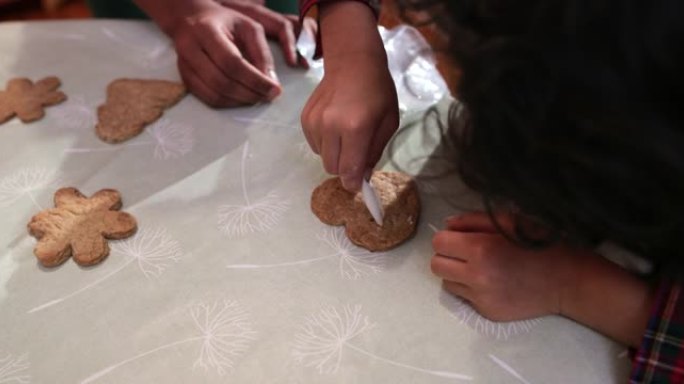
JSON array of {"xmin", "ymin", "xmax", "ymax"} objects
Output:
[
  {"xmin": 96, "ymin": 78, "xmax": 186, "ymax": 143},
  {"xmin": 0, "ymin": 76, "xmax": 66, "ymax": 124},
  {"xmin": 28, "ymin": 187, "xmax": 137, "ymax": 267},
  {"xmin": 311, "ymin": 171, "xmax": 420, "ymax": 251}
]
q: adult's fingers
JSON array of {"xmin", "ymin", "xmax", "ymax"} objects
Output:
[
  {"xmin": 178, "ymin": 58, "xmax": 243, "ymax": 108},
  {"xmin": 197, "ymin": 21, "xmax": 280, "ymax": 100},
  {"xmin": 233, "ymin": 19, "xmax": 279, "ymax": 79},
  {"xmin": 177, "ymin": 31, "xmax": 267, "ymax": 104},
  {"xmin": 226, "ymin": 2, "xmax": 298, "ymax": 66}
]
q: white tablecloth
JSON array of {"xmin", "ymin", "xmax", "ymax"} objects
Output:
[{"xmin": 0, "ymin": 20, "xmax": 630, "ymax": 383}]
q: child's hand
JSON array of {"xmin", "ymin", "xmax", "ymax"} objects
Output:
[
  {"xmin": 431, "ymin": 212, "xmax": 589, "ymax": 322},
  {"xmin": 301, "ymin": 2, "xmax": 399, "ymax": 192}
]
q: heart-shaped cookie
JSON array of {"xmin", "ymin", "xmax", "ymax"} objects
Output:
[{"xmin": 311, "ymin": 171, "xmax": 420, "ymax": 251}]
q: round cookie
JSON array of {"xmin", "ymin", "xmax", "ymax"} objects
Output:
[{"xmin": 311, "ymin": 171, "xmax": 420, "ymax": 251}]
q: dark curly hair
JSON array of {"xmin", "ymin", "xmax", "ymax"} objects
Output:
[{"xmin": 397, "ymin": 0, "xmax": 684, "ymax": 277}]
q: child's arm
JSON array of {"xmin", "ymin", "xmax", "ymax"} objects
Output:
[
  {"xmin": 431, "ymin": 212, "xmax": 653, "ymax": 347},
  {"xmin": 300, "ymin": 1, "xmax": 399, "ymax": 192},
  {"xmin": 134, "ymin": 0, "xmax": 305, "ymax": 107}
]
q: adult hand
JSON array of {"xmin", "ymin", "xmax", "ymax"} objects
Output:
[{"xmin": 141, "ymin": 0, "xmax": 315, "ymax": 107}]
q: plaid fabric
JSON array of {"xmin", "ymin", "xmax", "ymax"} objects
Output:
[
  {"xmin": 631, "ymin": 280, "xmax": 684, "ymax": 383},
  {"xmin": 298, "ymin": 0, "xmax": 381, "ymax": 59}
]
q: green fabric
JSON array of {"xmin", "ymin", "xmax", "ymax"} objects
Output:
[
  {"xmin": 265, "ymin": 0, "xmax": 298, "ymax": 14},
  {"xmin": 86, "ymin": 0, "xmax": 148, "ymax": 19},
  {"xmin": 86, "ymin": 0, "xmax": 299, "ymax": 19}
]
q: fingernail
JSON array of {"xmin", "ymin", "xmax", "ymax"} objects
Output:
[
  {"xmin": 267, "ymin": 87, "xmax": 281, "ymax": 101},
  {"xmin": 268, "ymin": 69, "xmax": 280, "ymax": 84},
  {"xmin": 341, "ymin": 177, "xmax": 360, "ymax": 192}
]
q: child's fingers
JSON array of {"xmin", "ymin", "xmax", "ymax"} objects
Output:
[
  {"xmin": 431, "ymin": 254, "xmax": 468, "ymax": 282},
  {"xmin": 300, "ymin": 89, "xmax": 322, "ymax": 155},
  {"xmin": 338, "ymin": 117, "xmax": 377, "ymax": 192},
  {"xmin": 321, "ymin": 134, "xmax": 341, "ymax": 175},
  {"xmin": 178, "ymin": 58, "xmax": 242, "ymax": 108},
  {"xmin": 442, "ymin": 281, "xmax": 474, "ymax": 302},
  {"xmin": 432, "ymin": 230, "xmax": 472, "ymax": 261}
]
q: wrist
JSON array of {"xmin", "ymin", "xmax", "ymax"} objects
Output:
[
  {"xmin": 318, "ymin": 1, "xmax": 385, "ymax": 62},
  {"xmin": 559, "ymin": 251, "xmax": 653, "ymax": 347}
]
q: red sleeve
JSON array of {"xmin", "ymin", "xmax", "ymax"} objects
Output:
[
  {"xmin": 298, "ymin": 0, "xmax": 381, "ymax": 59},
  {"xmin": 630, "ymin": 279, "xmax": 684, "ymax": 383}
]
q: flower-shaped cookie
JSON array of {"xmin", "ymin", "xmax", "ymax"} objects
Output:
[
  {"xmin": 311, "ymin": 171, "xmax": 420, "ymax": 251},
  {"xmin": 27, "ymin": 187, "xmax": 137, "ymax": 267},
  {"xmin": 0, "ymin": 76, "xmax": 66, "ymax": 124}
]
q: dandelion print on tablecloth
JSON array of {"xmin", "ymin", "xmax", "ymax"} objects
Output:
[
  {"xmin": 0, "ymin": 166, "xmax": 59, "ymax": 210},
  {"xmin": 297, "ymin": 141, "xmax": 318, "ymax": 161},
  {"xmin": 64, "ymin": 118, "xmax": 195, "ymax": 160},
  {"xmin": 0, "ymin": 352, "xmax": 30, "ymax": 384},
  {"xmin": 292, "ymin": 304, "xmax": 473, "ymax": 381},
  {"xmin": 231, "ymin": 116, "xmax": 299, "ymax": 130},
  {"xmin": 440, "ymin": 291, "xmax": 541, "ymax": 340},
  {"xmin": 488, "ymin": 354, "xmax": 532, "ymax": 384},
  {"xmin": 226, "ymin": 227, "xmax": 387, "ymax": 279},
  {"xmin": 52, "ymin": 96, "xmax": 96, "ymax": 130},
  {"xmin": 81, "ymin": 299, "xmax": 257, "ymax": 383},
  {"xmin": 217, "ymin": 141, "xmax": 290, "ymax": 238},
  {"xmin": 28, "ymin": 227, "xmax": 182, "ymax": 313},
  {"xmin": 101, "ymin": 27, "xmax": 175, "ymax": 69}
]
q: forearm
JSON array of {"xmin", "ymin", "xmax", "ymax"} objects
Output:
[
  {"xmin": 561, "ymin": 254, "xmax": 655, "ymax": 347},
  {"xmin": 317, "ymin": 1, "xmax": 385, "ymax": 64}
]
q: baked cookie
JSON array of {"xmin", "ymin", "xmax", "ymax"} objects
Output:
[
  {"xmin": 311, "ymin": 171, "xmax": 420, "ymax": 251},
  {"xmin": 0, "ymin": 76, "xmax": 66, "ymax": 124},
  {"xmin": 95, "ymin": 78, "xmax": 186, "ymax": 143},
  {"xmin": 27, "ymin": 187, "xmax": 137, "ymax": 267}
]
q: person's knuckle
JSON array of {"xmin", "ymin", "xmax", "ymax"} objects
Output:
[
  {"xmin": 277, "ymin": 19, "xmax": 291, "ymax": 33},
  {"xmin": 205, "ymin": 70, "xmax": 225, "ymax": 89},
  {"xmin": 340, "ymin": 162, "xmax": 362, "ymax": 178},
  {"xmin": 474, "ymin": 268, "xmax": 494, "ymax": 287},
  {"xmin": 220, "ymin": 55, "xmax": 239, "ymax": 72},
  {"xmin": 471, "ymin": 239, "xmax": 490, "ymax": 261},
  {"xmin": 343, "ymin": 117, "xmax": 364, "ymax": 133},
  {"xmin": 248, "ymin": 20, "xmax": 265, "ymax": 35},
  {"xmin": 320, "ymin": 108, "xmax": 336, "ymax": 125}
]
